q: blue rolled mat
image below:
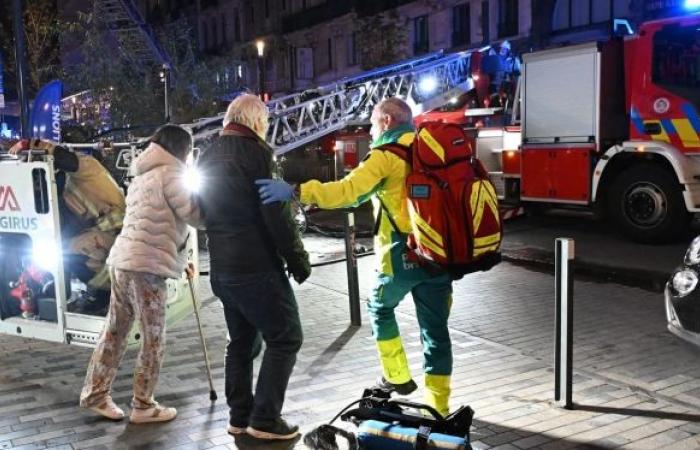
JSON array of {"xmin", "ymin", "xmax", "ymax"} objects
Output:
[{"xmin": 358, "ymin": 419, "xmax": 471, "ymax": 450}]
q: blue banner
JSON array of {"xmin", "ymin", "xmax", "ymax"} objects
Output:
[
  {"xmin": 30, "ymin": 80, "xmax": 63, "ymax": 141},
  {"xmin": 0, "ymin": 51, "xmax": 5, "ymax": 109}
]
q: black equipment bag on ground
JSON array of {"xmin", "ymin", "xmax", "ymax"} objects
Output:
[{"xmin": 304, "ymin": 388, "xmax": 474, "ymax": 450}]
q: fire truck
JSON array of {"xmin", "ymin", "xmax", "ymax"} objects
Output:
[
  {"xmin": 0, "ymin": 144, "xmax": 199, "ymax": 346},
  {"xmin": 444, "ymin": 14, "xmax": 700, "ymax": 243}
]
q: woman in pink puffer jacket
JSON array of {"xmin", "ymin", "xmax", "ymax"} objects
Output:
[{"xmin": 80, "ymin": 125, "xmax": 200, "ymax": 424}]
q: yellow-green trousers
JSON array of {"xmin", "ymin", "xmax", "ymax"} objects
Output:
[{"xmin": 367, "ymin": 236, "xmax": 453, "ymax": 416}]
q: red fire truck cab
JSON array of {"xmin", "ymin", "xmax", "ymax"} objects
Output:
[{"xmin": 448, "ymin": 14, "xmax": 700, "ymax": 243}]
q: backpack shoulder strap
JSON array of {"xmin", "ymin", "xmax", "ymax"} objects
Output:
[
  {"xmin": 374, "ymin": 195, "xmax": 401, "ymax": 236},
  {"xmin": 370, "ymin": 143, "xmax": 410, "ymax": 236},
  {"xmin": 375, "ymin": 143, "xmax": 412, "ymax": 165}
]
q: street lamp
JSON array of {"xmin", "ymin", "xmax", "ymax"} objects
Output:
[
  {"xmin": 12, "ymin": 0, "xmax": 30, "ymax": 137},
  {"xmin": 159, "ymin": 63, "xmax": 171, "ymax": 123},
  {"xmin": 256, "ymin": 40, "xmax": 266, "ymax": 100}
]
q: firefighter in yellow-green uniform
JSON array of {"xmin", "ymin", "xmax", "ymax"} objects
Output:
[
  {"xmin": 9, "ymin": 137, "xmax": 125, "ymax": 312},
  {"xmin": 255, "ymin": 97, "xmax": 454, "ymax": 415}
]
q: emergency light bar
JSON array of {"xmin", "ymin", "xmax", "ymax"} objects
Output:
[{"xmin": 612, "ymin": 18, "xmax": 634, "ymax": 36}]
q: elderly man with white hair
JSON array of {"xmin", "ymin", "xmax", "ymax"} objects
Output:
[
  {"xmin": 197, "ymin": 93, "xmax": 310, "ymax": 440},
  {"xmin": 256, "ymin": 97, "xmax": 454, "ymax": 417}
]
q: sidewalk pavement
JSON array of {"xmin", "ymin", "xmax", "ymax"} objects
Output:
[
  {"xmin": 1, "ymin": 255, "xmax": 700, "ymax": 449},
  {"xmin": 306, "ymin": 207, "xmax": 698, "ymax": 291},
  {"xmin": 501, "ymin": 211, "xmax": 700, "ymax": 292}
]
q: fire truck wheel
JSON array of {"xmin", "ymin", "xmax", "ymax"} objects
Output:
[{"xmin": 608, "ymin": 164, "xmax": 690, "ymax": 243}]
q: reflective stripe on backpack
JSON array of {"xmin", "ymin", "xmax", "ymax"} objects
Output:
[{"xmin": 470, "ymin": 179, "xmax": 501, "ymax": 258}]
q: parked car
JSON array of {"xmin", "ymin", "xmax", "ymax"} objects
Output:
[{"xmin": 665, "ymin": 236, "xmax": 700, "ymax": 347}]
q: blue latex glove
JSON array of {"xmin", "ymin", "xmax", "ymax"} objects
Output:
[{"xmin": 255, "ymin": 178, "xmax": 295, "ymax": 204}]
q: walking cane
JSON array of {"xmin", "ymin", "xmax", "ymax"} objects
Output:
[{"xmin": 186, "ymin": 263, "xmax": 217, "ymax": 401}]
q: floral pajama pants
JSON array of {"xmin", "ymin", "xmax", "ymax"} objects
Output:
[{"xmin": 80, "ymin": 268, "xmax": 168, "ymax": 409}]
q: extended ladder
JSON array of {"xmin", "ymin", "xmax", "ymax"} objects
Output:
[
  {"xmin": 94, "ymin": 0, "xmax": 172, "ymax": 69},
  {"xmin": 186, "ymin": 47, "xmax": 488, "ymax": 155}
]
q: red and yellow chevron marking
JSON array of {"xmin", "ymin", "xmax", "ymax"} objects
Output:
[
  {"xmin": 409, "ymin": 204, "xmax": 447, "ymax": 258},
  {"xmin": 470, "ymin": 180, "xmax": 501, "ymax": 257},
  {"xmin": 418, "ymin": 128, "xmax": 446, "ymax": 162}
]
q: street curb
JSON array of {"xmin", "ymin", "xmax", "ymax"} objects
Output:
[{"xmin": 502, "ymin": 247, "xmax": 670, "ymax": 293}]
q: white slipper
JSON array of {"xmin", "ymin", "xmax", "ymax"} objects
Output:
[{"xmin": 86, "ymin": 398, "xmax": 125, "ymax": 420}]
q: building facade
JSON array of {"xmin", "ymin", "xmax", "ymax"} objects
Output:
[
  {"xmin": 49, "ymin": 0, "xmax": 700, "ymax": 102},
  {"xmin": 186, "ymin": 0, "xmax": 683, "ymax": 98},
  {"xmin": 190, "ymin": 0, "xmax": 533, "ymax": 95}
]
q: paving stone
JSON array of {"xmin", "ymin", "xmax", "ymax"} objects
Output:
[
  {"xmin": 511, "ymin": 433, "xmax": 552, "ymax": 449},
  {"xmin": 0, "ymin": 257, "xmax": 699, "ymax": 449}
]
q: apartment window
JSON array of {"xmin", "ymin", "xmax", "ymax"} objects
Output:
[
  {"xmin": 289, "ymin": 46, "xmax": 296, "ymax": 84},
  {"xmin": 592, "ymin": 0, "xmax": 613, "ymax": 23},
  {"xmin": 481, "ymin": 1, "xmax": 490, "ymax": 43},
  {"xmin": 234, "ymin": 9, "xmax": 241, "ymax": 42},
  {"xmin": 453, "ymin": 3, "xmax": 471, "ymax": 47},
  {"xmin": 265, "ymin": 0, "xmax": 270, "ymax": 18},
  {"xmin": 347, "ymin": 32, "xmax": 358, "ymax": 66},
  {"xmin": 571, "ymin": 0, "xmax": 590, "ymax": 26},
  {"xmin": 327, "ymin": 38, "xmax": 333, "ymax": 71},
  {"xmin": 202, "ymin": 22, "xmax": 209, "ymax": 49},
  {"xmin": 553, "ymin": 0, "xmax": 613, "ymax": 31},
  {"xmin": 280, "ymin": 53, "xmax": 287, "ymax": 77},
  {"xmin": 498, "ymin": 0, "xmax": 518, "ymax": 38},
  {"xmin": 282, "ymin": 0, "xmax": 286, "ymax": 10},
  {"xmin": 221, "ymin": 15, "xmax": 227, "ymax": 45},
  {"xmin": 249, "ymin": 4, "xmax": 255, "ymax": 24},
  {"xmin": 295, "ymin": 47, "xmax": 314, "ymax": 80},
  {"xmin": 413, "ymin": 15, "xmax": 429, "ymax": 55},
  {"xmin": 210, "ymin": 18, "xmax": 217, "ymax": 47},
  {"xmin": 315, "ymin": 39, "xmax": 332, "ymax": 73}
]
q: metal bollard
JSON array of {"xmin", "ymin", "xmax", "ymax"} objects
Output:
[
  {"xmin": 344, "ymin": 210, "xmax": 361, "ymax": 326},
  {"xmin": 554, "ymin": 238, "xmax": 574, "ymax": 409}
]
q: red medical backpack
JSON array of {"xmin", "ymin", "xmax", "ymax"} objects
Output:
[{"xmin": 379, "ymin": 122, "xmax": 502, "ymax": 277}]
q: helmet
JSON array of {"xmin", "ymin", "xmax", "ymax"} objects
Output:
[{"xmin": 499, "ymin": 40, "xmax": 511, "ymax": 56}]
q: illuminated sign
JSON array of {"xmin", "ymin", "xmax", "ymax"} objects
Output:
[
  {"xmin": 0, "ymin": 164, "xmax": 55, "ymax": 233},
  {"xmin": 0, "ymin": 216, "xmax": 38, "ymax": 231},
  {"xmin": 0, "ymin": 186, "xmax": 38, "ymax": 230},
  {"xmin": 0, "ymin": 186, "xmax": 20, "ymax": 211}
]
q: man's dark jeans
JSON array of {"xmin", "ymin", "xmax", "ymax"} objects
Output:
[{"xmin": 211, "ymin": 270, "xmax": 303, "ymax": 428}]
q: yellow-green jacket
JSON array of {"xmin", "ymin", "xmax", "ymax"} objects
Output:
[{"xmin": 300, "ymin": 124, "xmax": 415, "ymax": 275}]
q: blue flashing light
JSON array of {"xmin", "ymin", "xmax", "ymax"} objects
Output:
[
  {"xmin": 686, "ymin": 0, "xmax": 700, "ymax": 10},
  {"xmin": 613, "ymin": 18, "xmax": 634, "ymax": 36}
]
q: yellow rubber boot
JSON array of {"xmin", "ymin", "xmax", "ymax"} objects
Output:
[
  {"xmin": 376, "ymin": 336, "xmax": 412, "ymax": 384},
  {"xmin": 425, "ymin": 374, "xmax": 451, "ymax": 417}
]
